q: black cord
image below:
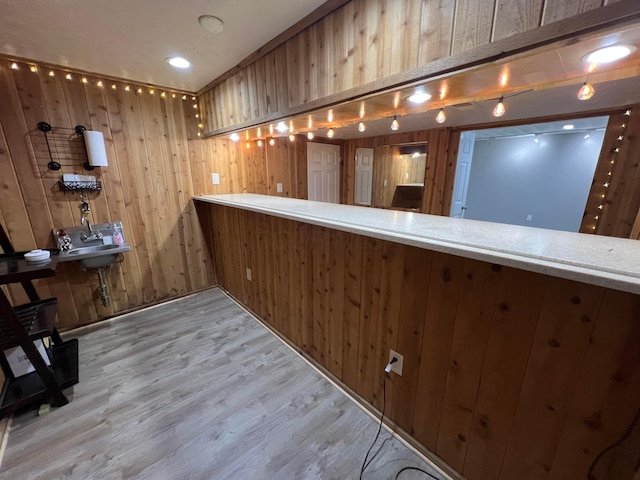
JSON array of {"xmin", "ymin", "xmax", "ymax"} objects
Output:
[
  {"xmin": 395, "ymin": 466, "xmax": 440, "ymax": 479},
  {"xmin": 587, "ymin": 404, "xmax": 640, "ymax": 479},
  {"xmin": 359, "ymin": 374, "xmax": 387, "ymax": 480}
]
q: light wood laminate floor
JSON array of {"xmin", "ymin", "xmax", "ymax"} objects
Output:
[{"xmin": 2, "ymin": 288, "xmax": 445, "ymax": 480}]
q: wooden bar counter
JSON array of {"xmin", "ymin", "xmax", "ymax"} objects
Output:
[{"xmin": 195, "ymin": 193, "xmax": 640, "ymax": 480}]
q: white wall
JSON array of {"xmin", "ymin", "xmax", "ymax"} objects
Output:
[{"xmin": 464, "ymin": 131, "xmax": 604, "ymax": 232}]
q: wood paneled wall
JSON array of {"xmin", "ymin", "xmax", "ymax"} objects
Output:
[
  {"xmin": 188, "ymin": 134, "xmax": 344, "ymax": 199},
  {"xmin": 0, "ymin": 61, "xmax": 214, "ymax": 330},
  {"xmin": 200, "ymin": 0, "xmax": 614, "ymax": 133},
  {"xmin": 205, "ymin": 203, "xmax": 640, "ymax": 480},
  {"xmin": 343, "ymin": 129, "xmax": 459, "ymax": 215}
]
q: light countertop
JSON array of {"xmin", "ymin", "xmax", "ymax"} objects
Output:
[{"xmin": 194, "ymin": 194, "xmax": 640, "ymax": 295}]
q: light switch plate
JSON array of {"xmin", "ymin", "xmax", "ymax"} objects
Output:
[
  {"xmin": 276, "ymin": 183, "xmax": 283, "ymax": 193},
  {"xmin": 212, "ymin": 173, "xmax": 220, "ymax": 185}
]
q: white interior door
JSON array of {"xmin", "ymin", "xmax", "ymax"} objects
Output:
[
  {"xmin": 307, "ymin": 142, "xmax": 341, "ymax": 203},
  {"xmin": 450, "ymin": 131, "xmax": 476, "ymax": 218},
  {"xmin": 355, "ymin": 147, "xmax": 374, "ymax": 205}
]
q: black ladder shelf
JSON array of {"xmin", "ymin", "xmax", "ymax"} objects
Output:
[{"xmin": 0, "ymin": 224, "xmax": 79, "ymax": 416}]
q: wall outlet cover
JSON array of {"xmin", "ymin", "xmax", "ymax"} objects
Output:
[
  {"xmin": 277, "ymin": 183, "xmax": 283, "ymax": 193},
  {"xmin": 246, "ymin": 267, "xmax": 252, "ymax": 281},
  {"xmin": 212, "ymin": 173, "xmax": 220, "ymax": 185},
  {"xmin": 388, "ymin": 349, "xmax": 403, "ymax": 376}
]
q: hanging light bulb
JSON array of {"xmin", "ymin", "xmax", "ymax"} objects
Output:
[
  {"xmin": 97, "ymin": 81, "xmax": 104, "ymax": 88},
  {"xmin": 436, "ymin": 108, "xmax": 446, "ymax": 124},
  {"xmin": 65, "ymin": 73, "xmax": 72, "ymax": 80},
  {"xmin": 257, "ymin": 139, "xmax": 263, "ymax": 147},
  {"xmin": 577, "ymin": 81, "xmax": 595, "ymax": 100},
  {"xmin": 307, "ymin": 131, "xmax": 314, "ymax": 140},
  {"xmin": 492, "ymin": 97, "xmax": 506, "ymax": 117},
  {"xmin": 269, "ymin": 137, "xmax": 275, "ymax": 146},
  {"xmin": 245, "ymin": 141, "xmax": 251, "ymax": 149},
  {"xmin": 358, "ymin": 122, "xmax": 366, "ymax": 133},
  {"xmin": 289, "ymin": 134, "xmax": 295, "ymax": 142},
  {"xmin": 390, "ymin": 116, "xmax": 399, "ymax": 131},
  {"xmin": 48, "ymin": 70, "xmax": 55, "ymax": 77},
  {"xmin": 327, "ymin": 128, "xmax": 335, "ymax": 138},
  {"xmin": 534, "ymin": 134, "xmax": 540, "ymax": 143},
  {"xmin": 29, "ymin": 65, "xmax": 37, "ymax": 72},
  {"xmin": 10, "ymin": 62, "xmax": 18, "ymax": 70}
]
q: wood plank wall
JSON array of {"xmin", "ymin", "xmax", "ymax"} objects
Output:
[
  {"xmin": 342, "ymin": 129, "xmax": 459, "ymax": 215},
  {"xmin": 0, "ymin": 61, "xmax": 215, "ymax": 330},
  {"xmin": 205, "ymin": 202, "xmax": 640, "ymax": 480},
  {"xmin": 199, "ymin": 0, "xmax": 613, "ymax": 133}
]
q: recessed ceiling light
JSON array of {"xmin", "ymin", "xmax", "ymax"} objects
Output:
[
  {"xmin": 563, "ymin": 124, "xmax": 575, "ymax": 130},
  {"xmin": 407, "ymin": 91, "xmax": 432, "ymax": 104},
  {"xmin": 199, "ymin": 15, "xmax": 224, "ymax": 33},
  {"xmin": 166, "ymin": 57, "xmax": 191, "ymax": 69},
  {"xmin": 583, "ymin": 45, "xmax": 636, "ymax": 64}
]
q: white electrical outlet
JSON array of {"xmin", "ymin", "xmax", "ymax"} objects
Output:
[
  {"xmin": 383, "ymin": 179, "xmax": 388, "ymax": 187},
  {"xmin": 526, "ymin": 214, "xmax": 533, "ymax": 221},
  {"xmin": 212, "ymin": 173, "xmax": 220, "ymax": 185},
  {"xmin": 388, "ymin": 349, "xmax": 404, "ymax": 376},
  {"xmin": 246, "ymin": 267, "xmax": 252, "ymax": 281},
  {"xmin": 276, "ymin": 183, "xmax": 283, "ymax": 193}
]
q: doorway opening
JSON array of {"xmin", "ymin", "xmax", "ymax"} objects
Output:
[{"xmin": 450, "ymin": 116, "xmax": 608, "ymax": 232}]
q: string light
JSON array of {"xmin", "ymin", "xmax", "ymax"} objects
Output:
[
  {"xmin": 436, "ymin": 108, "xmax": 446, "ymax": 124},
  {"xmin": 390, "ymin": 116, "xmax": 399, "ymax": 131},
  {"xmin": 534, "ymin": 134, "xmax": 540, "ymax": 143},
  {"xmin": 137, "ymin": 88, "xmax": 143, "ymax": 93},
  {"xmin": 584, "ymin": 131, "xmax": 590, "ymax": 139},
  {"xmin": 617, "ymin": 135, "xmax": 623, "ymax": 140},
  {"xmin": 195, "ymin": 114, "xmax": 199, "ymax": 118},
  {"xmin": 125, "ymin": 86, "xmax": 130, "ymax": 91},
  {"xmin": 149, "ymin": 89, "xmax": 155, "ymax": 94},
  {"xmin": 112, "ymin": 84, "xmax": 117, "ymax": 90},
  {"xmin": 161, "ymin": 92, "xmax": 166, "ymax": 98},
  {"xmin": 97, "ymin": 81, "xmax": 103, "ymax": 87},
  {"xmin": 625, "ymin": 109, "xmax": 631, "ymax": 116},
  {"xmin": 307, "ymin": 132, "xmax": 314, "ymax": 140},
  {"xmin": 193, "ymin": 104, "xmax": 197, "ymax": 109},
  {"xmin": 65, "ymin": 73, "xmax": 72, "ymax": 80},
  {"xmin": 577, "ymin": 81, "xmax": 595, "ymax": 100},
  {"xmin": 197, "ymin": 132, "xmax": 201, "ymax": 137},
  {"xmin": 29, "ymin": 65, "xmax": 37, "ymax": 72},
  {"xmin": 48, "ymin": 70, "xmax": 55, "ymax": 77},
  {"xmin": 327, "ymin": 110, "xmax": 334, "ymax": 123},
  {"xmin": 82, "ymin": 77, "xmax": 88, "ymax": 84},
  {"xmin": 198, "ymin": 123, "xmax": 204, "ymax": 129},
  {"xmin": 230, "ymin": 133, "xmax": 240, "ymax": 142},
  {"xmin": 492, "ymin": 97, "xmax": 506, "ymax": 117},
  {"xmin": 10, "ymin": 62, "xmax": 18, "ymax": 70},
  {"xmin": 269, "ymin": 124, "xmax": 274, "ymax": 135},
  {"xmin": 358, "ymin": 122, "xmax": 366, "ymax": 133},
  {"xmin": 245, "ymin": 141, "xmax": 250, "ymax": 149},
  {"xmin": 182, "ymin": 95, "xmax": 187, "ymax": 100},
  {"xmin": 172, "ymin": 93, "xmax": 176, "ymax": 98},
  {"xmin": 257, "ymin": 127, "xmax": 262, "ymax": 138},
  {"xmin": 269, "ymin": 138, "xmax": 275, "ymax": 146},
  {"xmin": 327, "ymin": 128, "xmax": 335, "ymax": 138},
  {"xmin": 192, "ymin": 96, "xmax": 196, "ymax": 101},
  {"xmin": 289, "ymin": 134, "xmax": 295, "ymax": 142}
]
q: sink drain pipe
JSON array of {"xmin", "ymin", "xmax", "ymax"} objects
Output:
[{"xmin": 96, "ymin": 267, "xmax": 111, "ymax": 307}]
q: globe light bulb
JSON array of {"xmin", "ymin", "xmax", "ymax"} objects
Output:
[
  {"xmin": 492, "ymin": 97, "xmax": 506, "ymax": 117},
  {"xmin": 577, "ymin": 82, "xmax": 595, "ymax": 100},
  {"xmin": 436, "ymin": 108, "xmax": 446, "ymax": 124}
]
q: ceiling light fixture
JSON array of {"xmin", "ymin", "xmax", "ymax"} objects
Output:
[
  {"xmin": 407, "ymin": 91, "xmax": 431, "ymax": 104},
  {"xmin": 166, "ymin": 57, "xmax": 191, "ymax": 69},
  {"xmin": 327, "ymin": 128, "xmax": 335, "ymax": 139},
  {"xmin": 563, "ymin": 124, "xmax": 575, "ymax": 130},
  {"xmin": 391, "ymin": 116, "xmax": 399, "ymax": 131},
  {"xmin": 577, "ymin": 81, "xmax": 595, "ymax": 100},
  {"xmin": 436, "ymin": 108, "xmax": 446, "ymax": 124},
  {"xmin": 276, "ymin": 121, "xmax": 288, "ymax": 133},
  {"xmin": 358, "ymin": 122, "xmax": 366, "ymax": 133},
  {"xmin": 198, "ymin": 15, "xmax": 225, "ymax": 33},
  {"xmin": 583, "ymin": 45, "xmax": 636, "ymax": 64},
  {"xmin": 492, "ymin": 97, "xmax": 506, "ymax": 117},
  {"xmin": 230, "ymin": 133, "xmax": 240, "ymax": 142}
]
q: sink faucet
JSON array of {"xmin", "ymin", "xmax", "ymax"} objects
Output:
[{"xmin": 80, "ymin": 200, "xmax": 103, "ymax": 242}]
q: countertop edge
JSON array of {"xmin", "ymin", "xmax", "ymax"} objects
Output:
[{"xmin": 194, "ymin": 195, "xmax": 640, "ymax": 295}]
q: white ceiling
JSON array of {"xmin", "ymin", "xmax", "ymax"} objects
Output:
[{"xmin": 0, "ymin": 0, "xmax": 326, "ymax": 91}]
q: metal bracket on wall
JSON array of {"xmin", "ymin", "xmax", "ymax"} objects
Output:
[{"xmin": 36, "ymin": 122, "xmax": 92, "ymax": 171}]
